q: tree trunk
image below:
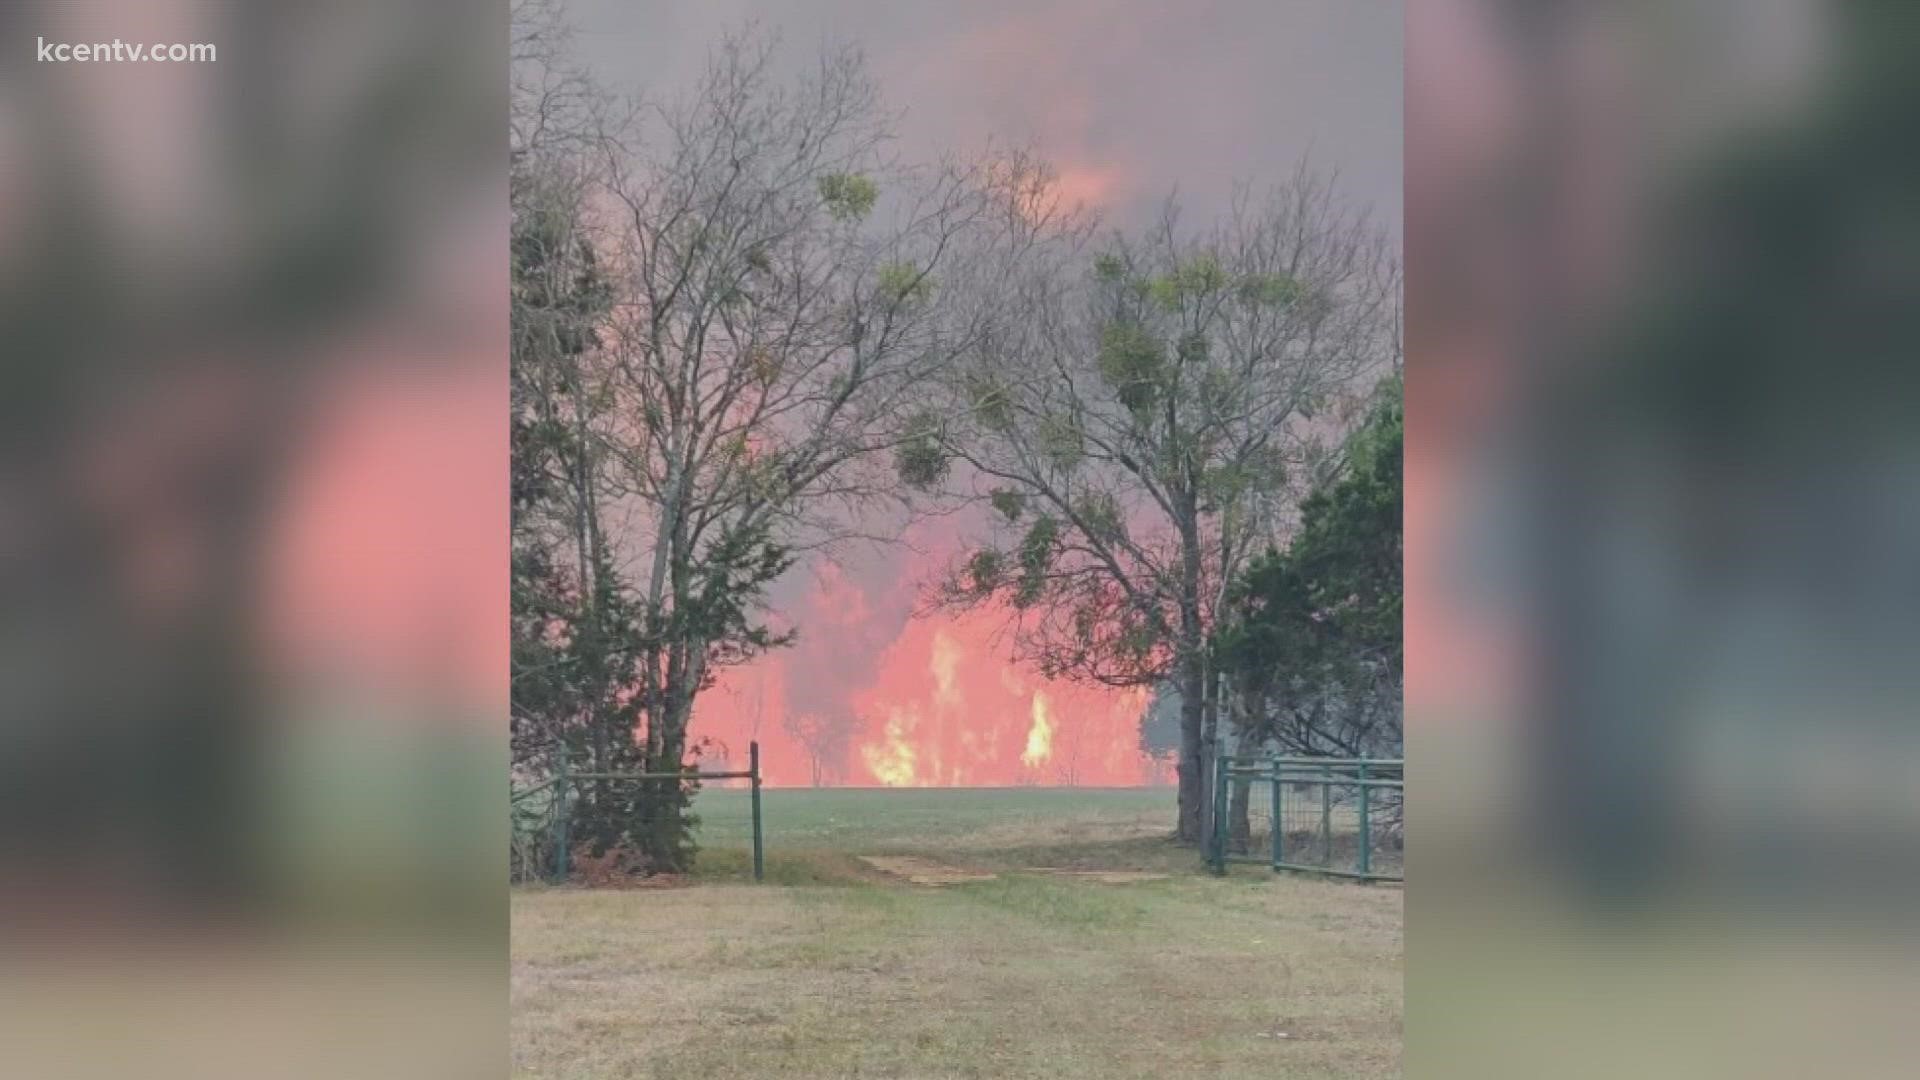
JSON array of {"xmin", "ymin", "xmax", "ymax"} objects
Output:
[
  {"xmin": 1228, "ymin": 707, "xmax": 1259, "ymax": 849},
  {"xmin": 621, "ymin": 634, "xmax": 697, "ymax": 872},
  {"xmin": 640, "ymin": 696, "xmax": 694, "ymax": 872},
  {"xmin": 1175, "ymin": 653, "xmax": 1208, "ymax": 844},
  {"xmin": 1173, "ymin": 474, "xmax": 1211, "ymax": 845}
]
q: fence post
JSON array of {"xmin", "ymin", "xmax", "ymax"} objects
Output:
[
  {"xmin": 551, "ymin": 754, "xmax": 570, "ymax": 885},
  {"xmin": 749, "ymin": 741, "xmax": 764, "ymax": 883},
  {"xmin": 1269, "ymin": 756, "xmax": 1283, "ymax": 870},
  {"xmin": 1210, "ymin": 752, "xmax": 1229, "ymax": 875},
  {"xmin": 1321, "ymin": 763, "xmax": 1334, "ymax": 866},
  {"xmin": 1356, "ymin": 759, "xmax": 1372, "ymax": 879}
]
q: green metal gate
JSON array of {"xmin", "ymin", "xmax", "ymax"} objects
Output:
[
  {"xmin": 511, "ymin": 740, "xmax": 765, "ymax": 883},
  {"xmin": 1209, "ymin": 755, "xmax": 1402, "ymax": 883}
]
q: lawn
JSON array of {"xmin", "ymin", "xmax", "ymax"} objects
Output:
[{"xmin": 511, "ymin": 787, "xmax": 1402, "ymax": 1079}]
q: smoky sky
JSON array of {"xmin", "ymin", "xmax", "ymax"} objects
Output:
[{"xmin": 568, "ymin": 0, "xmax": 1402, "ymax": 235}]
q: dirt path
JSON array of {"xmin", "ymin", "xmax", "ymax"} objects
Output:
[
  {"xmin": 854, "ymin": 854, "xmax": 998, "ymax": 885},
  {"xmin": 854, "ymin": 856, "xmax": 1173, "ymax": 887}
]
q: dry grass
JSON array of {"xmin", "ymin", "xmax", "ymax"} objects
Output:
[{"xmin": 512, "ymin": 788, "xmax": 1401, "ymax": 1079}]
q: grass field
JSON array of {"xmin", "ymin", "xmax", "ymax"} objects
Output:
[{"xmin": 512, "ymin": 787, "xmax": 1402, "ymax": 1079}]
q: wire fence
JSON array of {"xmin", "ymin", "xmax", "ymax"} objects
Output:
[{"xmin": 1211, "ymin": 756, "xmax": 1402, "ymax": 882}]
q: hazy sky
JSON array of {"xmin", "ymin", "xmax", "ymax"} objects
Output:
[{"xmin": 570, "ymin": 0, "xmax": 1402, "ymax": 235}]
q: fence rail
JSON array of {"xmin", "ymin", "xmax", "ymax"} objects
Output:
[
  {"xmin": 511, "ymin": 741, "xmax": 764, "ymax": 884},
  {"xmin": 1210, "ymin": 754, "xmax": 1402, "ymax": 883}
]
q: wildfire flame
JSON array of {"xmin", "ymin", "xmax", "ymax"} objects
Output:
[
  {"xmin": 695, "ymin": 566, "xmax": 1165, "ymax": 787},
  {"xmin": 861, "ymin": 710, "xmax": 919, "ymax": 788},
  {"xmin": 1021, "ymin": 691, "xmax": 1055, "ymax": 769}
]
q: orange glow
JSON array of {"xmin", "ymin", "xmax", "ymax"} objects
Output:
[
  {"xmin": 1049, "ymin": 164, "xmax": 1122, "ymax": 211},
  {"xmin": 695, "ymin": 569, "xmax": 1166, "ymax": 788}
]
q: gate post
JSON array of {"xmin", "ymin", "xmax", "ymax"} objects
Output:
[
  {"xmin": 749, "ymin": 741, "xmax": 764, "ymax": 882},
  {"xmin": 1269, "ymin": 757, "xmax": 1283, "ymax": 870},
  {"xmin": 550, "ymin": 754, "xmax": 570, "ymax": 885},
  {"xmin": 1321, "ymin": 763, "xmax": 1334, "ymax": 866},
  {"xmin": 1209, "ymin": 751, "xmax": 1229, "ymax": 875},
  {"xmin": 1356, "ymin": 759, "xmax": 1372, "ymax": 879}
]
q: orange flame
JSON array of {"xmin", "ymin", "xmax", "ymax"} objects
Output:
[
  {"xmin": 696, "ymin": 583, "xmax": 1164, "ymax": 788},
  {"xmin": 1021, "ymin": 691, "xmax": 1055, "ymax": 769}
]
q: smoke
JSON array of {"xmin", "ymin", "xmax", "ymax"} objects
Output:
[{"xmin": 570, "ymin": 0, "xmax": 1402, "ymax": 232}]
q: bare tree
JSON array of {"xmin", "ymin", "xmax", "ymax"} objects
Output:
[
  {"xmin": 931, "ymin": 167, "xmax": 1397, "ymax": 842},
  {"xmin": 512, "ymin": 0, "xmax": 604, "ymax": 164},
  {"xmin": 574, "ymin": 32, "xmax": 1045, "ymax": 863},
  {"xmin": 783, "ymin": 711, "xmax": 857, "ymax": 787}
]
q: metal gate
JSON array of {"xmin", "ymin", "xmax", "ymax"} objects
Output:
[{"xmin": 1209, "ymin": 755, "xmax": 1402, "ymax": 882}]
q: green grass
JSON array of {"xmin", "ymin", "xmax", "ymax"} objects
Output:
[
  {"xmin": 689, "ymin": 785, "xmax": 1187, "ymax": 881},
  {"xmin": 513, "ymin": 786, "xmax": 1402, "ymax": 1079}
]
